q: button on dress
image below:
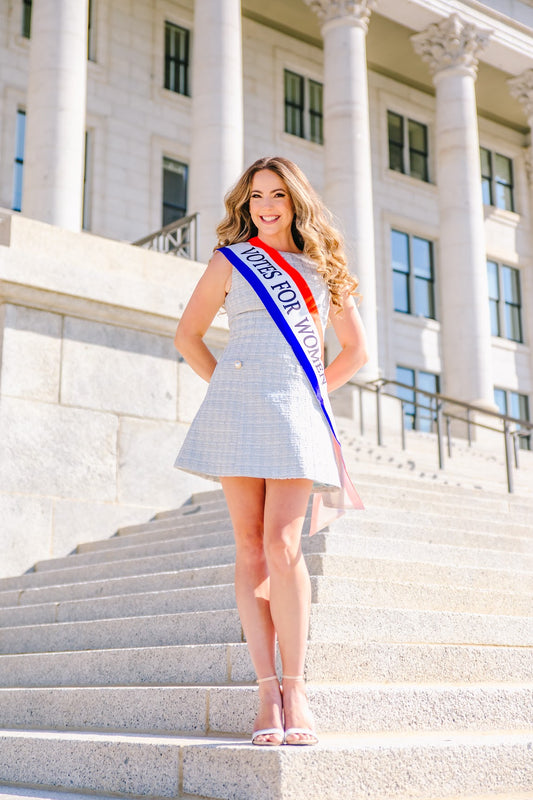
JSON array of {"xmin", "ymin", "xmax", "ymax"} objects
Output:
[{"xmin": 175, "ymin": 251, "xmax": 341, "ymax": 491}]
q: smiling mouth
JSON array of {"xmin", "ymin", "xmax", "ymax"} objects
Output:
[{"xmin": 260, "ymin": 215, "xmax": 280, "ymax": 222}]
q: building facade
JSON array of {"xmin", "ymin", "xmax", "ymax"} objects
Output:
[{"xmin": 0, "ymin": 0, "xmax": 532, "ymax": 574}]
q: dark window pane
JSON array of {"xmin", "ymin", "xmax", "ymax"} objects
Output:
[
  {"xmin": 22, "ymin": 0, "xmax": 32, "ymax": 37},
  {"xmin": 409, "ymin": 151, "xmax": 428, "ymax": 181},
  {"xmin": 414, "ymin": 277, "xmax": 435, "ymax": 319},
  {"xmin": 502, "ymin": 266, "xmax": 520, "ymax": 304},
  {"xmin": 393, "ymin": 272, "xmax": 410, "ymax": 313},
  {"xmin": 412, "ymin": 237, "xmax": 432, "ymax": 279},
  {"xmin": 396, "ymin": 366, "xmax": 415, "ymax": 428},
  {"xmin": 481, "ymin": 177, "xmax": 492, "ymax": 206},
  {"xmin": 12, "ymin": 110, "xmax": 26, "ymax": 212},
  {"xmin": 388, "ymin": 111, "xmax": 404, "ymax": 172},
  {"xmin": 493, "ymin": 388, "xmax": 507, "ymax": 416},
  {"xmin": 487, "ymin": 261, "xmax": 499, "ymax": 299},
  {"xmin": 391, "ymin": 230, "xmax": 409, "ymax": 273},
  {"xmin": 417, "ymin": 371, "xmax": 439, "ymax": 433},
  {"xmin": 284, "ymin": 70, "xmax": 304, "ymax": 138},
  {"xmin": 504, "ymin": 305, "xmax": 522, "ymax": 342},
  {"xmin": 480, "ymin": 147, "xmax": 491, "ymax": 177},
  {"xmin": 164, "ymin": 22, "xmax": 190, "ymax": 96},
  {"xmin": 408, "ymin": 120, "xmax": 428, "ymax": 181},
  {"xmin": 489, "ymin": 299, "xmax": 500, "ymax": 336},
  {"xmin": 162, "ymin": 157, "xmax": 188, "ymax": 226},
  {"xmin": 493, "ymin": 153, "xmax": 512, "ymax": 184},
  {"xmin": 509, "ymin": 392, "xmax": 530, "ymax": 451},
  {"xmin": 308, "ymin": 80, "xmax": 323, "ymax": 144},
  {"xmin": 495, "ymin": 182, "xmax": 514, "ymax": 212}
]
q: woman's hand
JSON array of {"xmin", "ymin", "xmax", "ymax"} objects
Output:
[
  {"xmin": 325, "ymin": 293, "xmax": 369, "ymax": 393},
  {"xmin": 174, "ymin": 251, "xmax": 232, "ymax": 382}
]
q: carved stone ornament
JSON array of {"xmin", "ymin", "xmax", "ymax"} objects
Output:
[
  {"xmin": 524, "ymin": 147, "xmax": 533, "ymax": 186},
  {"xmin": 304, "ymin": 0, "xmax": 378, "ymax": 31},
  {"xmin": 411, "ymin": 13, "xmax": 491, "ymax": 78},
  {"xmin": 508, "ymin": 70, "xmax": 533, "ymax": 122}
]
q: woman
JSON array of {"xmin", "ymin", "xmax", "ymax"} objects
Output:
[{"xmin": 175, "ymin": 156, "xmax": 368, "ymax": 746}]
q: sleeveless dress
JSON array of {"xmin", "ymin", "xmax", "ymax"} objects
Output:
[{"xmin": 174, "ymin": 251, "xmax": 341, "ymax": 491}]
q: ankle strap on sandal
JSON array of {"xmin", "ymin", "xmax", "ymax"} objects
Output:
[
  {"xmin": 282, "ymin": 675, "xmax": 304, "ymax": 681},
  {"xmin": 257, "ymin": 675, "xmax": 279, "ymax": 684}
]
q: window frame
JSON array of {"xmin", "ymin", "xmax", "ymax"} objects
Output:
[
  {"xmin": 391, "ymin": 229, "xmax": 436, "ymax": 320},
  {"xmin": 164, "ymin": 21, "xmax": 190, "ymax": 97},
  {"xmin": 283, "ymin": 68, "xmax": 323, "ymax": 146},
  {"xmin": 494, "ymin": 387, "xmax": 530, "ymax": 451},
  {"xmin": 162, "ymin": 156, "xmax": 188, "ymax": 227},
  {"xmin": 396, "ymin": 365, "xmax": 441, "ymax": 433},
  {"xmin": 487, "ymin": 260, "xmax": 523, "ymax": 344},
  {"xmin": 480, "ymin": 147, "xmax": 515, "ymax": 212},
  {"xmin": 387, "ymin": 110, "xmax": 429, "ymax": 182},
  {"xmin": 22, "ymin": 0, "xmax": 32, "ymax": 38}
]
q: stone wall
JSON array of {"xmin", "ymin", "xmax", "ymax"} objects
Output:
[{"xmin": 0, "ymin": 214, "xmax": 225, "ymax": 577}]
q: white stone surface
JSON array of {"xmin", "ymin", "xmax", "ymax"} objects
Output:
[
  {"xmin": 61, "ymin": 317, "xmax": 178, "ymax": 420},
  {"xmin": 0, "ymin": 304, "xmax": 62, "ymax": 402},
  {"xmin": 0, "ymin": 495, "xmax": 52, "ymax": 576}
]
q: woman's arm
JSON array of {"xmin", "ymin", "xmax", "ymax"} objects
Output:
[
  {"xmin": 325, "ymin": 293, "xmax": 369, "ymax": 393},
  {"xmin": 174, "ymin": 250, "xmax": 232, "ymax": 382}
]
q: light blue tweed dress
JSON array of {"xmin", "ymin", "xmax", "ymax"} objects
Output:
[{"xmin": 175, "ymin": 251, "xmax": 341, "ymax": 490}]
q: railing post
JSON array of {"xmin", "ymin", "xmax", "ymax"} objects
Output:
[
  {"xmin": 400, "ymin": 401, "xmax": 406, "ymax": 450},
  {"xmin": 446, "ymin": 415, "xmax": 452, "ymax": 458},
  {"xmin": 466, "ymin": 408, "xmax": 472, "ymax": 446},
  {"xmin": 513, "ymin": 432, "xmax": 520, "ymax": 469},
  {"xmin": 503, "ymin": 421, "xmax": 514, "ymax": 494},
  {"xmin": 436, "ymin": 401, "xmax": 444, "ymax": 470},
  {"xmin": 376, "ymin": 383, "xmax": 383, "ymax": 447}
]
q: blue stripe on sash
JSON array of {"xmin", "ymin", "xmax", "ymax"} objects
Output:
[{"xmin": 219, "ymin": 245, "xmax": 339, "ymax": 445}]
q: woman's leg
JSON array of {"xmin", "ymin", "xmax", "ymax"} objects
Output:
[
  {"xmin": 220, "ymin": 476, "xmax": 283, "ymax": 744},
  {"xmin": 263, "ymin": 479, "xmax": 317, "ymax": 743}
]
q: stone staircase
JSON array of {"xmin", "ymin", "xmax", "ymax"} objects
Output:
[{"xmin": 0, "ymin": 424, "xmax": 532, "ymax": 799}]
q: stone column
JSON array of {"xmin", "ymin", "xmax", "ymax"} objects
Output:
[
  {"xmin": 188, "ymin": 0, "xmax": 243, "ymax": 262},
  {"xmin": 22, "ymin": 0, "xmax": 88, "ymax": 231},
  {"xmin": 508, "ymin": 69, "xmax": 533, "ymax": 393},
  {"xmin": 412, "ymin": 14, "xmax": 495, "ymax": 409},
  {"xmin": 304, "ymin": 0, "xmax": 379, "ymax": 380}
]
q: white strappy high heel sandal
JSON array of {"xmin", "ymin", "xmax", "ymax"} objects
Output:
[
  {"xmin": 282, "ymin": 675, "xmax": 319, "ymax": 746},
  {"xmin": 251, "ymin": 675, "xmax": 284, "ymax": 746}
]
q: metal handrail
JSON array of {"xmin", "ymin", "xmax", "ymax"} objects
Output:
[
  {"xmin": 352, "ymin": 377, "xmax": 532, "ymax": 494},
  {"xmin": 132, "ymin": 213, "xmax": 198, "ymax": 260}
]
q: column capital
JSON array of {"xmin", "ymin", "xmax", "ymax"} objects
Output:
[
  {"xmin": 411, "ymin": 13, "xmax": 490, "ymax": 80},
  {"xmin": 508, "ymin": 69, "xmax": 533, "ymax": 122},
  {"xmin": 304, "ymin": 0, "xmax": 377, "ymax": 32}
]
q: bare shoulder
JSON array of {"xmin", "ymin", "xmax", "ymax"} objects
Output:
[{"xmin": 206, "ymin": 249, "xmax": 233, "ymax": 293}]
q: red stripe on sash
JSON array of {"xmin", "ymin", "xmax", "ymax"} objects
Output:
[{"xmin": 249, "ymin": 236, "xmax": 324, "ymax": 353}]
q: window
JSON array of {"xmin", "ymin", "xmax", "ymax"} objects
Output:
[
  {"xmin": 396, "ymin": 366, "xmax": 440, "ymax": 433},
  {"xmin": 284, "ymin": 70, "xmax": 323, "ymax": 145},
  {"xmin": 387, "ymin": 111, "xmax": 429, "ymax": 181},
  {"xmin": 487, "ymin": 261, "xmax": 523, "ymax": 343},
  {"xmin": 12, "ymin": 110, "xmax": 26, "ymax": 212},
  {"xmin": 82, "ymin": 131, "xmax": 92, "ymax": 231},
  {"xmin": 391, "ymin": 230, "xmax": 435, "ymax": 319},
  {"xmin": 480, "ymin": 148, "xmax": 514, "ymax": 211},
  {"xmin": 88, "ymin": 0, "xmax": 96, "ymax": 61},
  {"xmin": 22, "ymin": 0, "xmax": 32, "ymax": 38},
  {"xmin": 162, "ymin": 157, "xmax": 188, "ymax": 226},
  {"xmin": 494, "ymin": 388, "xmax": 530, "ymax": 451},
  {"xmin": 164, "ymin": 22, "xmax": 190, "ymax": 96}
]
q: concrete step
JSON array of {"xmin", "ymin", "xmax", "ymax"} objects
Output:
[
  {"xmin": 1, "ymin": 574, "xmax": 531, "ymax": 630},
  {"xmin": 0, "ymin": 729, "xmax": 530, "ymax": 800},
  {"xmin": 0, "ymin": 684, "xmax": 530, "ymax": 736},
  {"xmin": 75, "ymin": 512, "xmax": 533, "ymax": 557},
  {"xmin": 1, "ymin": 552, "xmax": 531, "ymax": 616},
  {"xmin": 31, "ymin": 528, "xmax": 533, "ymax": 575},
  {"xmin": 0, "ymin": 563, "xmax": 235, "ymax": 610},
  {"xmin": 0, "ymin": 603, "xmax": 530, "ymax": 656},
  {"xmin": 0, "ymin": 641, "xmax": 530, "ymax": 688},
  {"xmin": 0, "ymin": 608, "xmax": 243, "ymax": 655}
]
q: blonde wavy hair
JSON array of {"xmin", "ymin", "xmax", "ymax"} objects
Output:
[{"xmin": 216, "ymin": 156, "xmax": 359, "ymax": 309}]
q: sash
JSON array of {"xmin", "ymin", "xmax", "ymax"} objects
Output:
[{"xmin": 219, "ymin": 236, "xmax": 364, "ymax": 535}]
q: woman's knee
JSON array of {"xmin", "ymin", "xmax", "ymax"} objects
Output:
[{"xmin": 263, "ymin": 530, "xmax": 302, "ymax": 575}]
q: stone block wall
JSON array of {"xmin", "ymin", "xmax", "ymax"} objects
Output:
[{"xmin": 0, "ymin": 215, "xmax": 224, "ymax": 577}]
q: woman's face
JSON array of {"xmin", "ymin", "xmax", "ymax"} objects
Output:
[{"xmin": 249, "ymin": 169, "xmax": 295, "ymax": 241}]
